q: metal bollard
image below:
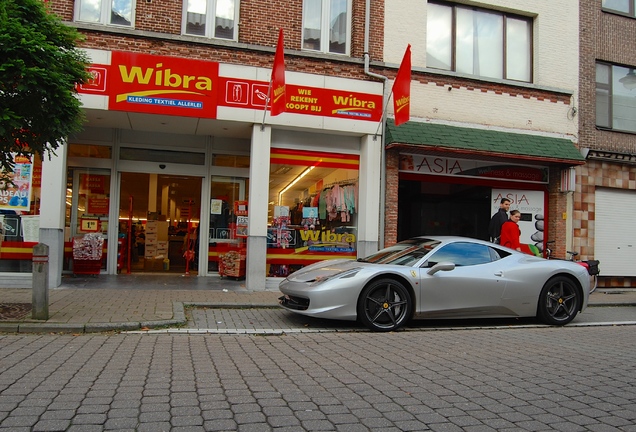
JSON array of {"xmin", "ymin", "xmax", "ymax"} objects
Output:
[{"xmin": 32, "ymin": 243, "xmax": 49, "ymax": 320}]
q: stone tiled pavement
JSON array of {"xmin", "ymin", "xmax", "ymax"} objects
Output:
[{"xmin": 1, "ymin": 273, "xmax": 635, "ymax": 334}]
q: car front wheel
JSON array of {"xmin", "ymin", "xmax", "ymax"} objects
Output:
[
  {"xmin": 357, "ymin": 278, "xmax": 412, "ymax": 332},
  {"xmin": 537, "ymin": 276, "xmax": 581, "ymax": 325}
]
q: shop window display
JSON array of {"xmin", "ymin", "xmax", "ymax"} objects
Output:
[
  {"xmin": 267, "ymin": 148, "xmax": 359, "ymax": 277},
  {"xmin": 0, "ymin": 154, "xmax": 42, "ymax": 272},
  {"xmin": 64, "ymin": 169, "xmax": 111, "ymax": 273},
  {"xmin": 207, "ymin": 177, "xmax": 249, "ymax": 275}
]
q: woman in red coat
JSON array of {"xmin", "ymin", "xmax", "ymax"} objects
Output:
[{"xmin": 500, "ymin": 210, "xmax": 522, "ymax": 251}]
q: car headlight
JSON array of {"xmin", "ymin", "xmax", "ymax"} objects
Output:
[{"xmin": 310, "ymin": 268, "xmax": 361, "ymax": 286}]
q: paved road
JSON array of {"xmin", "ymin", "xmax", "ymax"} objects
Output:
[
  {"xmin": 139, "ymin": 305, "xmax": 636, "ymax": 335},
  {"xmin": 1, "ymin": 312, "xmax": 635, "ymax": 431}
]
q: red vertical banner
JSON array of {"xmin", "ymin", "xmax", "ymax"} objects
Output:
[
  {"xmin": 270, "ymin": 29, "xmax": 286, "ymax": 116},
  {"xmin": 392, "ymin": 44, "xmax": 412, "ymax": 126}
]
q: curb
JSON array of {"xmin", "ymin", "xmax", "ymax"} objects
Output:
[
  {"xmin": 0, "ymin": 300, "xmax": 281, "ymax": 334},
  {"xmin": 0, "ymin": 299, "xmax": 633, "ymax": 335}
]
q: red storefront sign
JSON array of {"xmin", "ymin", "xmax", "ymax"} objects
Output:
[
  {"xmin": 80, "ymin": 174, "xmax": 107, "ymax": 194},
  {"xmin": 87, "ymin": 197, "xmax": 110, "ymax": 215},
  {"xmin": 108, "ymin": 51, "xmax": 219, "ymax": 118},
  {"xmin": 77, "ymin": 51, "xmax": 382, "ymax": 122},
  {"xmin": 32, "ymin": 165, "xmax": 42, "ymax": 188},
  {"xmin": 219, "ymin": 78, "xmax": 382, "ymax": 121}
]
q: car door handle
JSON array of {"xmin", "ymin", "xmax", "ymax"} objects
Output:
[{"xmin": 494, "ymin": 271, "xmax": 504, "ymax": 277}]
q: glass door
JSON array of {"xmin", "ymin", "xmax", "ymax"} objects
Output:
[
  {"xmin": 208, "ymin": 176, "xmax": 247, "ymax": 273},
  {"xmin": 65, "ymin": 168, "xmax": 112, "ymax": 273},
  {"xmin": 119, "ymin": 173, "xmax": 202, "ymax": 274}
]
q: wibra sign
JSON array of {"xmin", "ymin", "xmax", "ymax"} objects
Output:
[
  {"xmin": 79, "ymin": 51, "xmax": 219, "ymax": 118},
  {"xmin": 78, "ymin": 51, "xmax": 382, "ymax": 122}
]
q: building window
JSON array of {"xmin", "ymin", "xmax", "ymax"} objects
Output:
[
  {"xmin": 75, "ymin": 0, "xmax": 134, "ymax": 27},
  {"xmin": 602, "ymin": 0, "xmax": 636, "ymax": 17},
  {"xmin": 302, "ymin": 0, "xmax": 351, "ymax": 55},
  {"xmin": 426, "ymin": 1, "xmax": 532, "ymax": 82},
  {"xmin": 1, "ymin": 155, "xmax": 42, "ymax": 273},
  {"xmin": 267, "ymin": 148, "xmax": 359, "ymax": 278},
  {"xmin": 596, "ymin": 62, "xmax": 636, "ymax": 133},
  {"xmin": 68, "ymin": 144, "xmax": 112, "ymax": 159},
  {"xmin": 183, "ymin": 0, "xmax": 239, "ymax": 40}
]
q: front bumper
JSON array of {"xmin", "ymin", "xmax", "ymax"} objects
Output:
[{"xmin": 279, "ymin": 294, "xmax": 309, "ymax": 311}]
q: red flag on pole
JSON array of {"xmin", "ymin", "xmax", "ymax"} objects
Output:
[
  {"xmin": 270, "ymin": 29, "xmax": 286, "ymax": 116},
  {"xmin": 392, "ymin": 44, "xmax": 411, "ymax": 126}
]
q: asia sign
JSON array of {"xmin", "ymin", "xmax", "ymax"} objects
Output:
[
  {"xmin": 399, "ymin": 154, "xmax": 549, "ymax": 184},
  {"xmin": 78, "ymin": 51, "xmax": 382, "ymax": 122}
]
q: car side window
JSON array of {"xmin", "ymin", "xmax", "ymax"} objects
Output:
[
  {"xmin": 423, "ymin": 242, "xmax": 493, "ymax": 267},
  {"xmin": 490, "ymin": 247, "xmax": 511, "ymax": 261}
]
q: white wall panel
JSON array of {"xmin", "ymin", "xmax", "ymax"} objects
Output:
[
  {"xmin": 385, "ymin": 0, "xmax": 578, "ymax": 91},
  {"xmin": 408, "ymin": 82, "xmax": 577, "ymax": 136},
  {"xmin": 595, "ymin": 188, "xmax": 636, "ymax": 276}
]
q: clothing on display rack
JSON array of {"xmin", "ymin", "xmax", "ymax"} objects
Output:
[{"xmin": 315, "ymin": 181, "xmax": 358, "ymax": 221}]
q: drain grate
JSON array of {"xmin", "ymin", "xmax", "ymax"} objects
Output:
[{"xmin": 0, "ymin": 303, "xmax": 32, "ymax": 320}]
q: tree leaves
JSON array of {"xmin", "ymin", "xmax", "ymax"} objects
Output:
[{"xmin": 0, "ymin": 0, "xmax": 91, "ymax": 175}]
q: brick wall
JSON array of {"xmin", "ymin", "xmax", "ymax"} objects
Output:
[
  {"xmin": 578, "ymin": 0, "xmax": 636, "ymax": 287},
  {"xmin": 50, "ymin": 0, "xmax": 384, "ymax": 78},
  {"xmin": 384, "ymin": 149, "xmax": 400, "ymax": 246},
  {"xmin": 580, "ymin": 0, "xmax": 636, "ymax": 155},
  {"xmin": 545, "ymin": 169, "xmax": 568, "ymax": 259}
]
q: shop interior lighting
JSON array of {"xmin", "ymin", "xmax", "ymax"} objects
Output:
[
  {"xmin": 272, "ymin": 166, "xmax": 293, "ymax": 175},
  {"xmin": 278, "ymin": 166, "xmax": 316, "ymax": 205}
]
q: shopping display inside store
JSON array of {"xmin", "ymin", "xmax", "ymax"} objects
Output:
[{"xmin": 267, "ymin": 148, "xmax": 359, "ymax": 277}]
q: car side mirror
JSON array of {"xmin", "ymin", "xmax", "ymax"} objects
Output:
[{"xmin": 426, "ymin": 262, "xmax": 455, "ymax": 275}]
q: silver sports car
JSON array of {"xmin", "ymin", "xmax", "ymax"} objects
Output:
[{"xmin": 278, "ymin": 236, "xmax": 591, "ymax": 332}]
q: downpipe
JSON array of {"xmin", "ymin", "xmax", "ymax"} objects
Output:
[{"xmin": 364, "ymin": 0, "xmax": 388, "ymax": 249}]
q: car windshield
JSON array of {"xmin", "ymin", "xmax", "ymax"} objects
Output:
[{"xmin": 359, "ymin": 238, "xmax": 440, "ymax": 266}]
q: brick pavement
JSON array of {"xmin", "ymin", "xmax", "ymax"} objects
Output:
[
  {"xmin": 0, "ymin": 326, "xmax": 635, "ymax": 431},
  {"xmin": 0, "ymin": 273, "xmax": 635, "ymax": 334}
]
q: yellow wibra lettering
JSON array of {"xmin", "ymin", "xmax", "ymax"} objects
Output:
[
  {"xmin": 118, "ymin": 63, "xmax": 213, "ymax": 91},
  {"xmin": 119, "ymin": 65, "xmax": 153, "ymax": 84},
  {"xmin": 300, "ymin": 230, "xmax": 356, "ymax": 243},
  {"xmin": 194, "ymin": 78, "xmax": 212, "ymax": 91},
  {"xmin": 300, "ymin": 230, "xmax": 321, "ymax": 242},
  {"xmin": 395, "ymin": 95, "xmax": 410, "ymax": 107},
  {"xmin": 273, "ymin": 85, "xmax": 285, "ymax": 97},
  {"xmin": 332, "ymin": 95, "xmax": 376, "ymax": 109}
]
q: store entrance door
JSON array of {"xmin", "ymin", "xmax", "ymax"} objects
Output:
[{"xmin": 119, "ymin": 173, "xmax": 202, "ymax": 274}]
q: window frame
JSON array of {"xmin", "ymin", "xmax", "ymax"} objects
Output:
[
  {"xmin": 595, "ymin": 61, "xmax": 636, "ymax": 134},
  {"xmin": 302, "ymin": 0, "xmax": 352, "ymax": 56},
  {"xmin": 426, "ymin": 1, "xmax": 533, "ymax": 83},
  {"xmin": 601, "ymin": 0, "xmax": 636, "ymax": 18},
  {"xmin": 74, "ymin": 0, "xmax": 136, "ymax": 27},
  {"xmin": 423, "ymin": 242, "xmax": 494, "ymax": 268},
  {"xmin": 182, "ymin": 0, "xmax": 240, "ymax": 41}
]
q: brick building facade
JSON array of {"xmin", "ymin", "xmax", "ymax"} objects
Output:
[
  {"xmin": 577, "ymin": 0, "xmax": 636, "ymax": 287},
  {"xmin": 6, "ymin": 0, "xmax": 632, "ymax": 291},
  {"xmin": 2, "ymin": 0, "xmax": 393, "ymax": 289},
  {"xmin": 381, "ymin": 1, "xmax": 584, "ymax": 261}
]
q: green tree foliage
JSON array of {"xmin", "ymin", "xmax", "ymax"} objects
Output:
[{"xmin": 0, "ymin": 0, "xmax": 91, "ymax": 178}]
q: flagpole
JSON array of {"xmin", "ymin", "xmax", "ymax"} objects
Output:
[
  {"xmin": 262, "ymin": 28, "xmax": 286, "ymax": 130},
  {"xmin": 261, "ymin": 80, "xmax": 273, "ymax": 131},
  {"xmin": 374, "ymin": 84, "xmax": 396, "ymax": 138},
  {"xmin": 390, "ymin": 44, "xmax": 412, "ymax": 128},
  {"xmin": 375, "ymin": 44, "xmax": 411, "ymax": 136}
]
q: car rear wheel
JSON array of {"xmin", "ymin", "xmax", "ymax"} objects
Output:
[
  {"xmin": 537, "ymin": 276, "xmax": 580, "ymax": 325},
  {"xmin": 357, "ymin": 278, "xmax": 412, "ymax": 332}
]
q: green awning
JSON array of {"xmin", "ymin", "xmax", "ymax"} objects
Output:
[{"xmin": 385, "ymin": 119, "xmax": 585, "ymax": 165}]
